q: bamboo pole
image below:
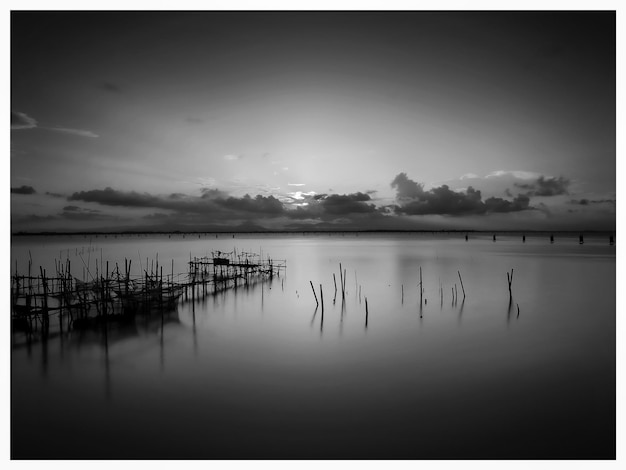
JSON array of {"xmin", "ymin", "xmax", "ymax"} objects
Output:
[
  {"xmin": 419, "ymin": 266, "xmax": 423, "ymax": 305},
  {"xmin": 310, "ymin": 281, "xmax": 319, "ymax": 307},
  {"xmin": 40, "ymin": 266, "xmax": 49, "ymax": 329},
  {"xmin": 507, "ymin": 268, "xmax": 513, "ymax": 298},
  {"xmin": 457, "ymin": 270, "xmax": 466, "ymax": 299},
  {"xmin": 339, "ymin": 263, "xmax": 345, "ymax": 299}
]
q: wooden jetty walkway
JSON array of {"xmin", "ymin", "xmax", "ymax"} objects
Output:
[{"xmin": 11, "ymin": 249, "xmax": 285, "ymax": 338}]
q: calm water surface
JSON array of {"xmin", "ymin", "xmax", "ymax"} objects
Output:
[{"xmin": 11, "ymin": 233, "xmax": 616, "ymax": 458}]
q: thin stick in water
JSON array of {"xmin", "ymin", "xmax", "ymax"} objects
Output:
[
  {"xmin": 310, "ymin": 281, "xmax": 319, "ymax": 306},
  {"xmin": 507, "ymin": 268, "xmax": 514, "ymax": 298},
  {"xmin": 419, "ymin": 266, "xmax": 423, "ymax": 305},
  {"xmin": 457, "ymin": 270, "xmax": 466, "ymax": 299},
  {"xmin": 339, "ymin": 263, "xmax": 346, "ymax": 299}
]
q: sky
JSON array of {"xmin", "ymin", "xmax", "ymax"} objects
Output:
[{"xmin": 10, "ymin": 10, "xmax": 616, "ymax": 232}]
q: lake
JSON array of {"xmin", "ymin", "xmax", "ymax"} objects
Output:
[{"xmin": 10, "ymin": 232, "xmax": 616, "ymax": 459}]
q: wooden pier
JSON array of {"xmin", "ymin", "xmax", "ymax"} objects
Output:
[{"xmin": 11, "ymin": 249, "xmax": 285, "ymax": 340}]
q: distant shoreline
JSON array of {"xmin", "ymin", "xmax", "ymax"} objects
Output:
[{"xmin": 10, "ymin": 229, "xmax": 616, "ymax": 237}]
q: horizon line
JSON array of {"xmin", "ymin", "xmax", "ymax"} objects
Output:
[{"xmin": 10, "ymin": 229, "xmax": 617, "ymax": 236}]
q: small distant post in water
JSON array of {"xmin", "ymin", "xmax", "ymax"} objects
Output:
[
  {"xmin": 465, "ymin": 234, "xmax": 468, "ymax": 242},
  {"xmin": 550, "ymin": 234, "xmax": 554, "ymax": 244},
  {"xmin": 493, "ymin": 234, "xmax": 496, "ymax": 242},
  {"xmin": 320, "ymin": 284, "xmax": 324, "ymax": 315},
  {"xmin": 506, "ymin": 268, "xmax": 514, "ymax": 299},
  {"xmin": 517, "ymin": 303, "xmax": 520, "ymax": 317},
  {"xmin": 522, "ymin": 234, "xmax": 526, "ymax": 243},
  {"xmin": 365, "ymin": 296, "xmax": 369, "ymax": 327},
  {"xmin": 579, "ymin": 234, "xmax": 584, "ymax": 245},
  {"xmin": 610, "ymin": 235, "xmax": 614, "ymax": 245}
]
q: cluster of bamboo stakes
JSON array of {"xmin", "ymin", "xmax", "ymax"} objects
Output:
[
  {"xmin": 11, "ymin": 249, "xmax": 285, "ymax": 340},
  {"xmin": 506, "ymin": 268, "xmax": 520, "ymax": 317},
  {"xmin": 310, "ymin": 262, "xmax": 350, "ymax": 328},
  {"xmin": 310, "ymin": 263, "xmax": 473, "ymax": 327},
  {"xmin": 307, "ymin": 261, "xmax": 529, "ymax": 327}
]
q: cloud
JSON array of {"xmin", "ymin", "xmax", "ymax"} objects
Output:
[
  {"xmin": 200, "ymin": 188, "xmax": 229, "ymax": 199},
  {"xmin": 288, "ymin": 183, "xmax": 306, "ymax": 187},
  {"xmin": 217, "ymin": 194, "xmax": 285, "ymax": 215},
  {"xmin": 45, "ymin": 191, "xmax": 65, "ymax": 198},
  {"xmin": 486, "ymin": 170, "xmax": 540, "ymax": 180},
  {"xmin": 390, "ymin": 172, "xmax": 425, "ymax": 199},
  {"xmin": 484, "ymin": 194, "xmax": 531, "ymax": 212},
  {"xmin": 11, "ymin": 111, "xmax": 37, "ymax": 130},
  {"xmin": 284, "ymin": 192, "xmax": 382, "ymax": 221},
  {"xmin": 438, "ymin": 170, "xmax": 545, "ymax": 200},
  {"xmin": 49, "ymin": 127, "xmax": 99, "ymax": 138},
  {"xmin": 68, "ymin": 187, "xmax": 286, "ymax": 218},
  {"xmin": 320, "ymin": 192, "xmax": 376, "ymax": 215},
  {"xmin": 515, "ymin": 176, "xmax": 570, "ymax": 196},
  {"xmin": 100, "ymin": 82, "xmax": 122, "ymax": 93},
  {"xmin": 11, "ymin": 110, "xmax": 98, "ymax": 137},
  {"xmin": 569, "ymin": 198, "xmax": 615, "ymax": 205},
  {"xmin": 142, "ymin": 212, "xmax": 170, "ymax": 220},
  {"xmin": 286, "ymin": 191, "xmax": 317, "ymax": 201},
  {"xmin": 185, "ymin": 117, "xmax": 204, "ymax": 124},
  {"xmin": 59, "ymin": 206, "xmax": 113, "ymax": 221},
  {"xmin": 391, "ymin": 173, "xmax": 533, "ymax": 215},
  {"xmin": 69, "ymin": 187, "xmax": 167, "ymax": 208},
  {"xmin": 11, "ymin": 185, "xmax": 36, "ymax": 194},
  {"xmin": 223, "ymin": 154, "xmax": 242, "ymax": 161}
]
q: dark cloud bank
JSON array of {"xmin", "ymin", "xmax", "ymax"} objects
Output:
[
  {"xmin": 13, "ymin": 172, "xmax": 613, "ymax": 233},
  {"xmin": 391, "ymin": 173, "xmax": 532, "ymax": 215},
  {"xmin": 11, "ymin": 185, "xmax": 36, "ymax": 195},
  {"xmin": 515, "ymin": 176, "xmax": 570, "ymax": 196}
]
